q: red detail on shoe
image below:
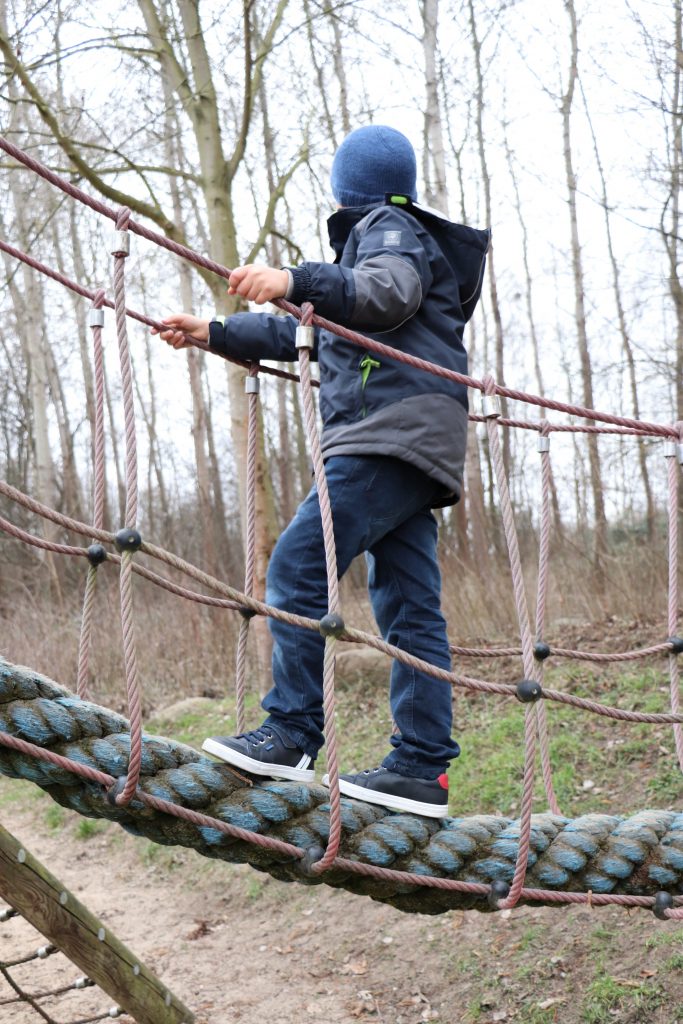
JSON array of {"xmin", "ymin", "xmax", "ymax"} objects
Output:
[{"xmin": 437, "ymin": 773, "xmax": 449, "ymax": 790}]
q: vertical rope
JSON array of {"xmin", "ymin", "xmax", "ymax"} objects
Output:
[
  {"xmin": 234, "ymin": 363, "xmax": 260, "ymax": 733},
  {"xmin": 76, "ymin": 289, "xmax": 107, "ymax": 700},
  {"xmin": 295, "ymin": 304, "xmax": 343, "ymax": 873},
  {"xmin": 533, "ymin": 421, "xmax": 560, "ymax": 815},
  {"xmin": 111, "ymin": 208, "xmax": 143, "ymax": 807},
  {"xmin": 483, "ymin": 375, "xmax": 538, "ymax": 908},
  {"xmin": 666, "ymin": 429, "xmax": 683, "ymax": 771}
]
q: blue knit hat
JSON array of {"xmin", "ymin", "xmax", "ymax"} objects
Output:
[{"xmin": 330, "ymin": 125, "xmax": 417, "ymax": 207}]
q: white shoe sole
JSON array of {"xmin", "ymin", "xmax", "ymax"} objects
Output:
[
  {"xmin": 321, "ymin": 773, "xmax": 448, "ymax": 818},
  {"xmin": 202, "ymin": 738, "xmax": 315, "ymax": 782}
]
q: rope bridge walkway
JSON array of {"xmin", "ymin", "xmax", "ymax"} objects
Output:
[{"xmin": 0, "ymin": 135, "xmax": 682, "ymax": 921}]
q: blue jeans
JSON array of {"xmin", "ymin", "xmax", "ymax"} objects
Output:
[{"xmin": 262, "ymin": 455, "xmax": 460, "ymax": 779}]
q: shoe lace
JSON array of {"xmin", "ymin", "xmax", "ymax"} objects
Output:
[{"xmin": 238, "ymin": 726, "xmax": 274, "ymax": 744}]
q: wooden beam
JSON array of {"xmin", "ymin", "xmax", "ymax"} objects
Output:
[{"xmin": 0, "ymin": 822, "xmax": 194, "ymax": 1024}]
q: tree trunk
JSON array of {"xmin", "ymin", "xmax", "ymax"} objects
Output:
[{"xmin": 562, "ymin": 0, "xmax": 607, "ymax": 582}]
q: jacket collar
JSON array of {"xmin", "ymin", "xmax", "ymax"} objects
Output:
[{"xmin": 327, "ymin": 203, "xmax": 380, "ymax": 261}]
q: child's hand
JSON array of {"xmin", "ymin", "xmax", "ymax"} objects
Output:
[
  {"xmin": 151, "ymin": 314, "xmax": 209, "ymax": 349},
  {"xmin": 228, "ymin": 265, "xmax": 289, "ymax": 304}
]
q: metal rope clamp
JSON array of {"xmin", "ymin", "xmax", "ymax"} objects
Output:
[
  {"xmin": 111, "ymin": 231, "xmax": 130, "ymax": 257},
  {"xmin": 664, "ymin": 440, "xmax": 677, "ymax": 459},
  {"xmin": 537, "ymin": 434, "xmax": 550, "ymax": 453},
  {"xmin": 481, "ymin": 393, "xmax": 502, "ymax": 419},
  {"xmin": 245, "ymin": 375, "xmax": 260, "ymax": 394},
  {"xmin": 295, "ymin": 324, "xmax": 315, "ymax": 350},
  {"xmin": 88, "ymin": 308, "xmax": 105, "ymax": 328}
]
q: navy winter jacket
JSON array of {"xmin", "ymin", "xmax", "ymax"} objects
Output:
[{"xmin": 209, "ymin": 197, "xmax": 489, "ymax": 506}]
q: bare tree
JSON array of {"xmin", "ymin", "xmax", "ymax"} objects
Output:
[{"xmin": 560, "ymin": 0, "xmax": 607, "ymax": 579}]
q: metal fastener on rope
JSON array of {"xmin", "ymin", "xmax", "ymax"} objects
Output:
[
  {"xmin": 667, "ymin": 636, "xmax": 683, "ymax": 654},
  {"xmin": 87, "ymin": 543, "xmax": 107, "ymax": 567},
  {"xmin": 295, "ymin": 324, "xmax": 315, "ymax": 349},
  {"xmin": 516, "ymin": 678, "xmax": 543, "ymax": 703},
  {"xmin": 319, "ymin": 612, "xmax": 345, "ymax": 638},
  {"xmin": 487, "ymin": 880, "xmax": 510, "ymax": 909},
  {"xmin": 678, "ymin": 444, "xmax": 683, "ymax": 466},
  {"xmin": 533, "ymin": 642, "xmax": 551, "ymax": 661},
  {"xmin": 297, "ymin": 844, "xmax": 326, "ymax": 876},
  {"xmin": 537, "ymin": 435, "xmax": 550, "ymax": 453},
  {"xmin": 114, "ymin": 528, "xmax": 142, "ymax": 553},
  {"xmin": 664, "ymin": 440, "xmax": 677, "ymax": 458},
  {"xmin": 653, "ymin": 891, "xmax": 674, "ymax": 919},
  {"xmin": 245, "ymin": 376, "xmax": 260, "ymax": 394},
  {"xmin": 88, "ymin": 308, "xmax": 105, "ymax": 328},
  {"xmin": 106, "ymin": 776, "xmax": 128, "ymax": 806},
  {"xmin": 482, "ymin": 394, "xmax": 502, "ymax": 419},
  {"xmin": 111, "ymin": 231, "xmax": 130, "ymax": 256}
]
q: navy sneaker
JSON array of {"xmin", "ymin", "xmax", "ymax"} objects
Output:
[
  {"xmin": 321, "ymin": 766, "xmax": 449, "ymax": 818},
  {"xmin": 202, "ymin": 724, "xmax": 315, "ymax": 781}
]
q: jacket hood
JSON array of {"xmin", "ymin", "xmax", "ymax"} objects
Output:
[{"xmin": 327, "ymin": 196, "xmax": 490, "ymax": 323}]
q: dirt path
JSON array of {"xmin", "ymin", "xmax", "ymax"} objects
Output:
[{"xmin": 1, "ymin": 787, "xmax": 683, "ymax": 1024}]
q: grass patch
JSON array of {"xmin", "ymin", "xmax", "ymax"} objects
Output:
[
  {"xmin": 581, "ymin": 972, "xmax": 663, "ymax": 1023},
  {"xmin": 44, "ymin": 804, "xmax": 65, "ymax": 831},
  {"xmin": 74, "ymin": 818, "xmax": 108, "ymax": 840},
  {"xmin": 646, "ymin": 929, "xmax": 683, "ymax": 950},
  {"xmin": 516, "ymin": 1009, "xmax": 558, "ymax": 1024},
  {"xmin": 246, "ymin": 877, "xmax": 265, "ymax": 901},
  {"xmin": 0, "ymin": 777, "xmax": 44, "ymax": 809},
  {"xmin": 146, "ymin": 697, "xmax": 246, "ymax": 750}
]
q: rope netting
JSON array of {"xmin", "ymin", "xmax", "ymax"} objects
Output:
[
  {"xmin": 1, "ymin": 134, "xmax": 683, "ymax": 919},
  {"xmin": 0, "ymin": 904, "xmax": 130, "ymax": 1023}
]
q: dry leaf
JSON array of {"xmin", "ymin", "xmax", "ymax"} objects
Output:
[
  {"xmin": 537, "ymin": 997, "xmax": 566, "ymax": 1010},
  {"xmin": 339, "ymin": 960, "xmax": 369, "ymax": 976}
]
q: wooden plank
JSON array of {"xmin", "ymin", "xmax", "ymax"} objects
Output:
[{"xmin": 0, "ymin": 822, "xmax": 194, "ymax": 1024}]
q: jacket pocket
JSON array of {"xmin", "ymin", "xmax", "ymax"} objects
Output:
[{"xmin": 319, "ymin": 365, "xmax": 363, "ymax": 427}]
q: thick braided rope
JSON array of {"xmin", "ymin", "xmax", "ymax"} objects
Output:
[
  {"xmin": 234, "ymin": 363, "xmax": 260, "ymax": 733},
  {"xmin": 111, "ymin": 211, "xmax": 142, "ymax": 807},
  {"xmin": 2, "ymin": 659, "xmax": 683, "ymax": 916},
  {"xmin": 296, "ymin": 304, "xmax": 343, "ymax": 872}
]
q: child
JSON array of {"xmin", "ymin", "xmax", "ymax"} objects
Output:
[{"xmin": 155, "ymin": 125, "xmax": 489, "ymax": 817}]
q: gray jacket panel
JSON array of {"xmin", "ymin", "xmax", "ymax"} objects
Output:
[{"xmin": 322, "ymin": 393, "xmax": 468, "ymax": 505}]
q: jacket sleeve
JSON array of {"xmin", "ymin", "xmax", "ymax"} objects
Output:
[
  {"xmin": 288, "ymin": 208, "xmax": 432, "ymax": 333},
  {"xmin": 208, "ymin": 311, "xmax": 319, "ymax": 362}
]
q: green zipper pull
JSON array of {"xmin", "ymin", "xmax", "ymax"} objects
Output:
[{"xmin": 359, "ymin": 353, "xmax": 381, "ymax": 389}]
